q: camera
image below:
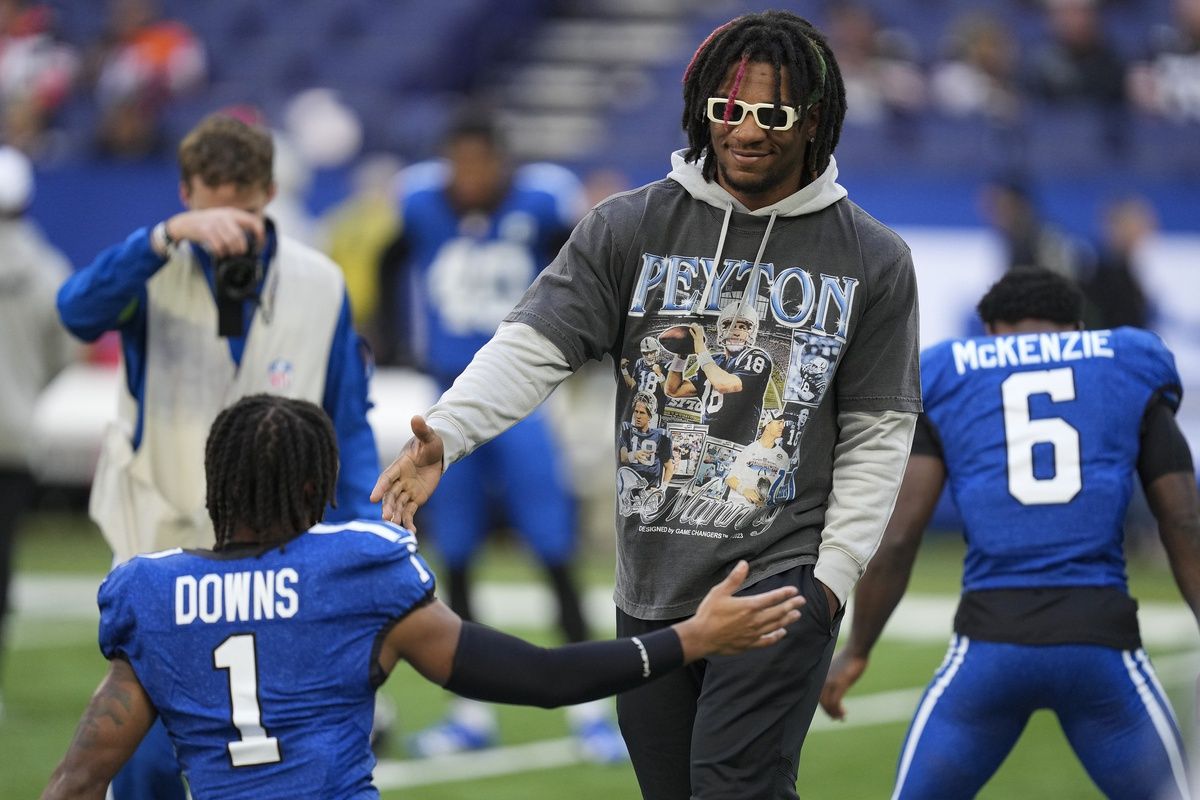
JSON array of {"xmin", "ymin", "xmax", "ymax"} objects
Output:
[{"xmin": 214, "ymin": 232, "xmax": 261, "ymax": 337}]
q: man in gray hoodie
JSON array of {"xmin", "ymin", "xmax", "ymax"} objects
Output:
[{"xmin": 373, "ymin": 11, "xmax": 921, "ymax": 798}]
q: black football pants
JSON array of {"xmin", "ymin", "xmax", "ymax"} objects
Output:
[{"xmin": 616, "ymin": 563, "xmax": 841, "ymax": 800}]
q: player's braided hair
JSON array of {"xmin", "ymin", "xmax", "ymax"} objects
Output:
[
  {"xmin": 205, "ymin": 394, "xmax": 338, "ymax": 550},
  {"xmin": 681, "ymin": 10, "xmax": 846, "ymax": 181},
  {"xmin": 976, "ymin": 268, "xmax": 1084, "ymax": 327}
]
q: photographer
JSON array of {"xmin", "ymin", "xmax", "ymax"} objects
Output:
[{"xmin": 56, "ymin": 113, "xmax": 381, "ymax": 797}]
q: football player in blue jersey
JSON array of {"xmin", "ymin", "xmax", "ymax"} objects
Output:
[
  {"xmin": 617, "ymin": 392, "xmax": 677, "ymax": 516},
  {"xmin": 375, "ymin": 115, "xmax": 619, "ymax": 758},
  {"xmin": 42, "ymin": 395, "xmax": 806, "ymax": 800},
  {"xmin": 820, "ymin": 268, "xmax": 1200, "ymax": 799},
  {"xmin": 665, "ymin": 300, "xmax": 774, "ymax": 445}
]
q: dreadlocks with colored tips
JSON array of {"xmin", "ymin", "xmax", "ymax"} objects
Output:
[
  {"xmin": 681, "ymin": 10, "xmax": 846, "ymax": 182},
  {"xmin": 205, "ymin": 394, "xmax": 339, "ymax": 549}
]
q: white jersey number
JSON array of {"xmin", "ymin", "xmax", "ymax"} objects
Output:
[
  {"xmin": 213, "ymin": 634, "xmax": 282, "ymax": 767},
  {"xmin": 1001, "ymin": 367, "xmax": 1082, "ymax": 505}
]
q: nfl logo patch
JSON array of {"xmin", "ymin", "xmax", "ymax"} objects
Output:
[{"xmin": 267, "ymin": 358, "xmax": 293, "ymax": 390}]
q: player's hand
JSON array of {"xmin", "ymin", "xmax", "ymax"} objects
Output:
[
  {"xmin": 371, "ymin": 415, "xmax": 444, "ymax": 531},
  {"xmin": 674, "ymin": 561, "xmax": 805, "ymax": 660},
  {"xmin": 165, "ymin": 208, "xmax": 265, "ymax": 258},
  {"xmin": 742, "ymin": 488, "xmax": 765, "ymax": 506},
  {"xmin": 620, "ymin": 358, "xmax": 629, "ymax": 370},
  {"xmin": 819, "ymin": 648, "xmax": 868, "ymax": 720},
  {"xmin": 635, "ymin": 450, "xmax": 654, "ymax": 465},
  {"xmin": 688, "ymin": 323, "xmax": 708, "ymax": 353}
]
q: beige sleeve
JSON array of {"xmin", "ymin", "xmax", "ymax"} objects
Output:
[
  {"xmin": 425, "ymin": 322, "xmax": 574, "ymax": 467},
  {"xmin": 814, "ymin": 409, "xmax": 917, "ymax": 607}
]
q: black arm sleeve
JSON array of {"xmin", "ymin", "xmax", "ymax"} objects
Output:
[
  {"xmin": 910, "ymin": 413, "xmax": 944, "ymax": 460},
  {"xmin": 1138, "ymin": 397, "xmax": 1195, "ymax": 486},
  {"xmin": 444, "ymin": 622, "xmax": 683, "ymax": 708}
]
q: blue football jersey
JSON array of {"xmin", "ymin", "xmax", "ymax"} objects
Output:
[
  {"xmin": 922, "ymin": 327, "xmax": 1182, "ymax": 593},
  {"xmin": 400, "ymin": 162, "xmax": 581, "ymax": 379},
  {"xmin": 98, "ymin": 520, "xmax": 435, "ymax": 800}
]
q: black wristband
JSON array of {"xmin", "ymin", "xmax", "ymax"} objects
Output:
[{"xmin": 445, "ymin": 622, "xmax": 683, "ymax": 708}]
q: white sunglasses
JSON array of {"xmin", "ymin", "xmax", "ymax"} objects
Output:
[{"xmin": 706, "ymin": 97, "xmax": 803, "ymax": 131}]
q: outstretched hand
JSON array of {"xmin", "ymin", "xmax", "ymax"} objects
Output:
[
  {"xmin": 371, "ymin": 415, "xmax": 445, "ymax": 531},
  {"xmin": 819, "ymin": 648, "xmax": 868, "ymax": 721},
  {"xmin": 674, "ymin": 561, "xmax": 805, "ymax": 661}
]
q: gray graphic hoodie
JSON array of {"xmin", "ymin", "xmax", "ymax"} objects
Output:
[{"xmin": 426, "ymin": 151, "xmax": 921, "ymax": 619}]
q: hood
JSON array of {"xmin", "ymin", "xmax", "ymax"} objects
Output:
[
  {"xmin": 667, "ymin": 149, "xmax": 848, "ymax": 317},
  {"xmin": 667, "ymin": 148, "xmax": 847, "ymax": 217}
]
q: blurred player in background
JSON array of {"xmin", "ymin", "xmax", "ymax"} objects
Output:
[
  {"xmin": 42, "ymin": 394, "xmax": 806, "ymax": 800},
  {"xmin": 56, "ymin": 112, "xmax": 381, "ymax": 799},
  {"xmin": 617, "ymin": 391, "xmax": 676, "ymax": 516},
  {"xmin": 376, "ymin": 114, "xmax": 625, "ymax": 759},
  {"xmin": 0, "ymin": 145, "xmax": 77, "ymax": 719},
  {"xmin": 665, "ymin": 300, "xmax": 774, "ymax": 446},
  {"xmin": 821, "ymin": 268, "xmax": 1200, "ymax": 799}
]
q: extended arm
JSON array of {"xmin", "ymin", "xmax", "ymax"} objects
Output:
[
  {"xmin": 380, "ymin": 562, "xmax": 804, "ymax": 707},
  {"xmin": 57, "ymin": 229, "xmax": 162, "ymax": 342},
  {"xmin": 1147, "ymin": 472, "xmax": 1200, "ymax": 631},
  {"xmin": 42, "ymin": 659, "xmax": 156, "ymax": 800},
  {"xmin": 820, "ymin": 450, "xmax": 945, "ymax": 720},
  {"xmin": 372, "ymin": 322, "xmax": 574, "ymax": 527},
  {"xmin": 58, "ymin": 209, "xmax": 265, "ymax": 342},
  {"xmin": 1138, "ymin": 400, "xmax": 1200, "ymax": 631},
  {"xmin": 815, "ymin": 409, "xmax": 918, "ymax": 610}
]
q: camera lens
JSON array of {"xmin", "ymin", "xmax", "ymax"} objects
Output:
[{"xmin": 214, "ymin": 232, "xmax": 260, "ymax": 302}]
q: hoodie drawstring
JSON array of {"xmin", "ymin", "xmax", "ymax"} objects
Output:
[
  {"xmin": 740, "ymin": 210, "xmax": 778, "ymax": 310},
  {"xmin": 692, "ymin": 206, "xmax": 777, "ymax": 317},
  {"xmin": 693, "ymin": 203, "xmax": 733, "ymax": 315}
]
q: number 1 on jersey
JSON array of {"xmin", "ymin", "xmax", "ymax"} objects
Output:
[
  {"xmin": 1001, "ymin": 367, "xmax": 1082, "ymax": 505},
  {"xmin": 213, "ymin": 633, "xmax": 282, "ymax": 767}
]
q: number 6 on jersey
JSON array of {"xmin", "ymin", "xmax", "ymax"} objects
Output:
[{"xmin": 1001, "ymin": 367, "xmax": 1082, "ymax": 505}]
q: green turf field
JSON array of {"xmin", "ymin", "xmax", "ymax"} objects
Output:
[{"xmin": 4, "ymin": 512, "xmax": 1195, "ymax": 799}]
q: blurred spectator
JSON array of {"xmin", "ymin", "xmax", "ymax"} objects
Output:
[
  {"xmin": 89, "ymin": 0, "xmax": 206, "ymax": 158},
  {"xmin": 265, "ymin": 130, "xmax": 317, "ymax": 245},
  {"xmin": 1128, "ymin": 0, "xmax": 1200, "ymax": 121},
  {"xmin": 930, "ymin": 11, "xmax": 1022, "ymax": 124},
  {"xmin": 581, "ymin": 166, "xmax": 631, "ymax": 209},
  {"xmin": 1025, "ymin": 0, "xmax": 1126, "ymax": 107},
  {"xmin": 0, "ymin": 0, "xmax": 77, "ymax": 156},
  {"xmin": 319, "ymin": 153, "xmax": 403, "ymax": 338},
  {"xmin": 825, "ymin": 3, "xmax": 926, "ymax": 126},
  {"xmin": 0, "ymin": 146, "xmax": 77, "ymax": 718},
  {"xmin": 1081, "ymin": 195, "xmax": 1157, "ymax": 329},
  {"xmin": 979, "ymin": 177, "xmax": 1081, "ymax": 277}
]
